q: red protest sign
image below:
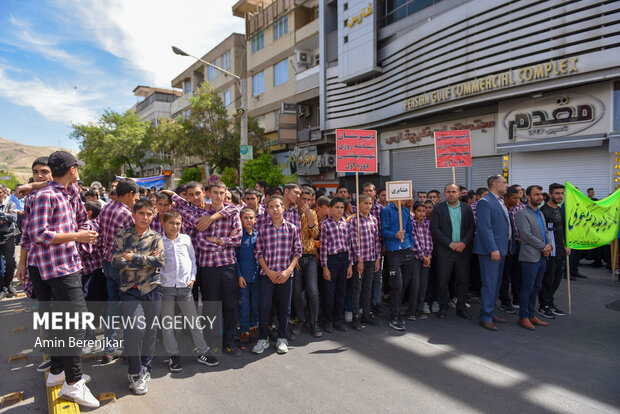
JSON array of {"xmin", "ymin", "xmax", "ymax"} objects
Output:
[
  {"xmin": 434, "ymin": 130, "xmax": 472, "ymax": 168},
  {"xmin": 336, "ymin": 129, "xmax": 378, "ymax": 173}
]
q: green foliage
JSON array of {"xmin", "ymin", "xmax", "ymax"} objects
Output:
[
  {"xmin": 241, "ymin": 152, "xmax": 283, "ymax": 188},
  {"xmin": 179, "ymin": 167, "xmax": 203, "ymax": 184},
  {"xmin": 0, "ymin": 170, "xmax": 19, "ymax": 190},
  {"xmin": 70, "ymin": 109, "xmax": 156, "ymax": 185},
  {"xmin": 221, "ymin": 167, "xmax": 238, "ymax": 188}
]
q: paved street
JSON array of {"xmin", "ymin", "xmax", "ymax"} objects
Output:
[{"xmin": 2, "ymin": 263, "xmax": 619, "ymax": 414}]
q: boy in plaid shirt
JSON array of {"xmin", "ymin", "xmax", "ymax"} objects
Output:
[
  {"xmin": 349, "ymin": 194, "xmax": 381, "ymax": 330},
  {"xmin": 409, "ymin": 202, "xmax": 433, "ymax": 320},
  {"xmin": 252, "ymin": 196, "xmax": 302, "ymax": 355},
  {"xmin": 320, "ymin": 197, "xmax": 353, "ymax": 333}
]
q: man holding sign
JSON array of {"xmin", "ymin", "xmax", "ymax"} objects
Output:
[{"xmin": 381, "ymin": 181, "xmax": 415, "ymax": 331}]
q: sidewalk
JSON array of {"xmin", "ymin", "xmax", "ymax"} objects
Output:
[{"xmin": 1, "ymin": 262, "xmax": 619, "ymax": 413}]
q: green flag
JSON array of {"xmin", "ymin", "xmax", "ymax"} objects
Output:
[{"xmin": 565, "ymin": 181, "xmax": 620, "ymax": 249}]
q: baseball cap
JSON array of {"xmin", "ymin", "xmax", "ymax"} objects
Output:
[{"xmin": 48, "ymin": 151, "xmax": 85, "ymax": 176}]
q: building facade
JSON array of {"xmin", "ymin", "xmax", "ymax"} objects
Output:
[{"xmin": 319, "ymin": 0, "xmax": 620, "ymax": 196}]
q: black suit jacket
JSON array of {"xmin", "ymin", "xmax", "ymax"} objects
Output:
[{"xmin": 430, "ymin": 201, "xmax": 475, "ymax": 257}]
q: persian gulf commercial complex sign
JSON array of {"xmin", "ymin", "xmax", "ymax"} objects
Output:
[{"xmin": 403, "ymin": 56, "xmax": 579, "ymax": 111}]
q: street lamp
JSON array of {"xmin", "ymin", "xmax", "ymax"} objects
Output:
[{"xmin": 171, "ymin": 45, "xmax": 249, "ymax": 181}]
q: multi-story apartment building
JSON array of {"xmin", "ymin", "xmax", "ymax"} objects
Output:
[
  {"xmin": 320, "ymin": 0, "xmax": 620, "ymax": 195},
  {"xmin": 168, "ymin": 33, "xmax": 247, "ymax": 180},
  {"xmin": 131, "ymin": 85, "xmax": 182, "ymax": 179},
  {"xmin": 233, "ymin": 0, "xmax": 336, "ymax": 186}
]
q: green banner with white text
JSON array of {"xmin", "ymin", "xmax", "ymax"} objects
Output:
[{"xmin": 565, "ymin": 181, "xmax": 620, "ymax": 249}]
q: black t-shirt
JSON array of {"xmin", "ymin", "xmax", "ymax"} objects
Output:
[{"xmin": 540, "ymin": 203, "xmax": 565, "ymax": 255}]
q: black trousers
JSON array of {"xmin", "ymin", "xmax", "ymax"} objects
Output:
[
  {"xmin": 435, "ymin": 251, "xmax": 470, "ymax": 311},
  {"xmin": 199, "ymin": 264, "xmax": 238, "ymax": 349},
  {"xmin": 352, "ymin": 260, "xmax": 376, "ymax": 317},
  {"xmin": 0, "ymin": 236, "xmax": 16, "ymax": 289},
  {"xmin": 386, "ymin": 249, "xmax": 414, "ymax": 319},
  {"xmin": 539, "ymin": 255, "xmax": 565, "ymax": 307},
  {"xmin": 258, "ymin": 275, "xmax": 293, "ymax": 339},
  {"xmin": 29, "ymin": 266, "xmax": 86, "ymax": 383},
  {"xmin": 323, "ymin": 252, "xmax": 349, "ymax": 324}
]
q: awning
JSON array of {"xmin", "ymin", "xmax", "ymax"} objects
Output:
[{"xmin": 497, "ymin": 133, "xmax": 607, "ymax": 153}]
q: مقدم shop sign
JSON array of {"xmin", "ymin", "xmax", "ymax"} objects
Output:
[{"xmin": 503, "ymin": 93, "xmax": 605, "ymax": 140}]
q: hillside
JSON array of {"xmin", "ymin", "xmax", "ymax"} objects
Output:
[{"xmin": 0, "ymin": 137, "xmax": 65, "ymax": 183}]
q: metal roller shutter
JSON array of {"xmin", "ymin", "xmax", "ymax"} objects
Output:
[
  {"xmin": 471, "ymin": 156, "xmax": 503, "ymax": 190},
  {"xmin": 510, "ymin": 146, "xmax": 612, "ymax": 197},
  {"xmin": 391, "ymin": 146, "xmax": 467, "ymax": 193}
]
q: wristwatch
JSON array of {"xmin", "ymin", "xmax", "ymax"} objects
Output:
[{"xmin": 216, "ymin": 237, "xmax": 223, "ymax": 245}]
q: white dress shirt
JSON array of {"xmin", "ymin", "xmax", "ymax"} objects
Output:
[{"xmin": 160, "ymin": 233, "xmax": 197, "ymax": 287}]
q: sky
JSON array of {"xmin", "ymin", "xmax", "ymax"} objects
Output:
[{"xmin": 0, "ymin": 0, "xmax": 245, "ymax": 151}]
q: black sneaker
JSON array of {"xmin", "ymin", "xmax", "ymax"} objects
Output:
[
  {"xmin": 550, "ymin": 305, "xmax": 566, "ymax": 316},
  {"xmin": 291, "ymin": 321, "xmax": 303, "ymax": 336},
  {"xmin": 361, "ymin": 313, "xmax": 378, "ymax": 325},
  {"xmin": 0, "ymin": 288, "xmax": 7, "ymax": 300},
  {"xmin": 37, "ymin": 359, "xmax": 52, "ymax": 372},
  {"xmin": 168, "ymin": 356, "xmax": 182, "ymax": 373},
  {"xmin": 415, "ymin": 310, "xmax": 429, "ymax": 320},
  {"xmin": 388, "ymin": 318, "xmax": 405, "ymax": 331},
  {"xmin": 311, "ymin": 322, "xmax": 323, "ymax": 338},
  {"xmin": 223, "ymin": 346, "xmax": 242, "ymax": 357},
  {"xmin": 323, "ymin": 322, "xmax": 334, "ymax": 333},
  {"xmin": 456, "ymin": 308, "xmax": 472, "ymax": 320},
  {"xmin": 407, "ymin": 313, "xmax": 417, "ymax": 321},
  {"xmin": 538, "ymin": 306, "xmax": 556, "ymax": 319},
  {"xmin": 197, "ymin": 354, "xmax": 219, "ymax": 366},
  {"xmin": 499, "ymin": 304, "xmax": 517, "ymax": 314},
  {"xmin": 333, "ymin": 322, "xmax": 349, "ymax": 332},
  {"xmin": 438, "ymin": 309, "xmax": 447, "ymax": 319},
  {"xmin": 351, "ymin": 317, "xmax": 362, "ymax": 331}
]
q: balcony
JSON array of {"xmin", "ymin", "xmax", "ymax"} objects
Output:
[
  {"xmin": 295, "ymin": 64, "xmax": 319, "ymax": 94},
  {"xmin": 295, "ymin": 18, "xmax": 318, "ymax": 43},
  {"xmin": 170, "ymin": 94, "xmax": 191, "ymax": 116}
]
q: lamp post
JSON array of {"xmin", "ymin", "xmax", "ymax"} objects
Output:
[{"xmin": 172, "ymin": 46, "xmax": 248, "ymax": 181}]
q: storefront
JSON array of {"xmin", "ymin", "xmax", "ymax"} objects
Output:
[{"xmin": 497, "ymin": 82, "xmax": 615, "ymax": 197}]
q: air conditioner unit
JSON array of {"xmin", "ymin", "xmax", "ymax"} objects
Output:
[
  {"xmin": 316, "ymin": 154, "xmax": 327, "ymax": 167},
  {"xmin": 325, "ymin": 154, "xmax": 336, "ymax": 167},
  {"xmin": 281, "ymin": 102, "xmax": 297, "ymax": 114},
  {"xmin": 298, "ymin": 104, "xmax": 311, "ymax": 118},
  {"xmin": 296, "ymin": 51, "xmax": 311, "ymax": 66}
]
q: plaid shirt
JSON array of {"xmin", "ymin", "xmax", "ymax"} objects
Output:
[
  {"xmin": 81, "ymin": 219, "xmax": 103, "ymax": 274},
  {"xmin": 320, "ymin": 216, "xmax": 353, "ymax": 267},
  {"xmin": 411, "ymin": 217, "xmax": 433, "ymax": 259},
  {"xmin": 349, "ymin": 213, "xmax": 381, "ymax": 262},
  {"xmin": 257, "ymin": 204, "xmax": 301, "ymax": 234},
  {"xmin": 508, "ymin": 203, "xmax": 526, "ymax": 241},
  {"xmin": 172, "ymin": 194, "xmax": 237, "ymax": 240},
  {"xmin": 26, "ymin": 182, "xmax": 89, "ymax": 280},
  {"xmin": 150, "ymin": 214, "xmax": 164, "ymax": 235},
  {"xmin": 19, "ymin": 192, "xmax": 37, "ymax": 250},
  {"xmin": 112, "ymin": 227, "xmax": 164, "ymax": 295},
  {"xmin": 471, "ymin": 201, "xmax": 478, "ymax": 223},
  {"xmin": 98, "ymin": 200, "xmax": 134, "ymax": 263},
  {"xmin": 195, "ymin": 207, "xmax": 243, "ymax": 267},
  {"xmin": 255, "ymin": 219, "xmax": 302, "ymax": 275},
  {"xmin": 370, "ymin": 201, "xmax": 384, "ymax": 228}
]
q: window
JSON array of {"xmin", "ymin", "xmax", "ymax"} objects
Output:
[
  {"xmin": 274, "ymin": 15, "xmax": 288, "ymax": 40},
  {"xmin": 223, "ymin": 90, "xmax": 231, "ymax": 107},
  {"xmin": 207, "ymin": 61, "xmax": 217, "ymax": 81},
  {"xmin": 274, "ymin": 59, "xmax": 288, "ymax": 87},
  {"xmin": 252, "ymin": 31, "xmax": 264, "ymax": 53},
  {"xmin": 184, "ymin": 80, "xmax": 191, "ymax": 94},
  {"xmin": 253, "ymin": 71, "xmax": 265, "ymax": 96},
  {"xmin": 380, "ymin": 0, "xmax": 442, "ymax": 27},
  {"xmin": 221, "ymin": 51, "xmax": 231, "ymax": 71},
  {"xmin": 185, "ymin": 109, "xmax": 191, "ymax": 119}
]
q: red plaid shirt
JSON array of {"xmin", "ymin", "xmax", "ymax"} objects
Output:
[
  {"xmin": 195, "ymin": 206, "xmax": 243, "ymax": 267},
  {"xmin": 81, "ymin": 219, "xmax": 103, "ymax": 274},
  {"xmin": 257, "ymin": 204, "xmax": 301, "ymax": 234},
  {"xmin": 27, "ymin": 182, "xmax": 89, "ymax": 280},
  {"xmin": 19, "ymin": 192, "xmax": 37, "ymax": 250},
  {"xmin": 320, "ymin": 216, "xmax": 353, "ymax": 267},
  {"xmin": 97, "ymin": 200, "xmax": 134, "ymax": 262},
  {"xmin": 370, "ymin": 201, "xmax": 384, "ymax": 223},
  {"xmin": 508, "ymin": 203, "xmax": 526, "ymax": 241},
  {"xmin": 150, "ymin": 214, "xmax": 164, "ymax": 235},
  {"xmin": 255, "ymin": 219, "xmax": 302, "ymax": 275},
  {"xmin": 471, "ymin": 201, "xmax": 478, "ymax": 223},
  {"xmin": 412, "ymin": 217, "xmax": 433, "ymax": 259},
  {"xmin": 349, "ymin": 213, "xmax": 381, "ymax": 262},
  {"xmin": 172, "ymin": 194, "xmax": 237, "ymax": 242}
]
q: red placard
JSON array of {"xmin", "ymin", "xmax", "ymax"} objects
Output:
[
  {"xmin": 336, "ymin": 129, "xmax": 378, "ymax": 173},
  {"xmin": 434, "ymin": 130, "xmax": 472, "ymax": 168}
]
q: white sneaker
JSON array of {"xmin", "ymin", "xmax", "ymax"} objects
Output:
[
  {"xmin": 276, "ymin": 338, "xmax": 288, "ymax": 354},
  {"xmin": 128, "ymin": 372, "xmax": 148, "ymax": 395},
  {"xmin": 252, "ymin": 339, "xmax": 270, "ymax": 354},
  {"xmin": 58, "ymin": 378, "xmax": 100, "ymax": 408},
  {"xmin": 423, "ymin": 303, "xmax": 431, "ymax": 314},
  {"xmin": 344, "ymin": 311, "xmax": 353, "ymax": 323},
  {"xmin": 46, "ymin": 371, "xmax": 91, "ymax": 388},
  {"xmin": 431, "ymin": 301, "xmax": 440, "ymax": 313}
]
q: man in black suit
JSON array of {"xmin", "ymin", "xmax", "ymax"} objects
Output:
[{"xmin": 430, "ymin": 183, "xmax": 475, "ymax": 319}]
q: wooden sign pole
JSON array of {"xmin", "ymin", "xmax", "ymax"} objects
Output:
[
  {"xmin": 397, "ymin": 200, "xmax": 403, "ymax": 232},
  {"xmin": 611, "ymin": 239, "xmax": 618, "ymax": 285},
  {"xmin": 355, "ymin": 172, "xmax": 361, "ymax": 245},
  {"xmin": 452, "ymin": 166, "xmax": 456, "ymax": 184},
  {"xmin": 566, "ymin": 255, "xmax": 572, "ymax": 315}
]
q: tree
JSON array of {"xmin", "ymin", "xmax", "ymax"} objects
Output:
[
  {"xmin": 70, "ymin": 109, "xmax": 155, "ymax": 185},
  {"xmin": 221, "ymin": 167, "xmax": 238, "ymax": 188},
  {"xmin": 241, "ymin": 152, "xmax": 283, "ymax": 188},
  {"xmin": 179, "ymin": 167, "xmax": 203, "ymax": 184},
  {"xmin": 0, "ymin": 170, "xmax": 19, "ymax": 190}
]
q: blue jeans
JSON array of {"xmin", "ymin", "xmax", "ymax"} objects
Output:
[
  {"xmin": 122, "ymin": 286, "xmax": 162, "ymax": 376},
  {"xmin": 103, "ymin": 261, "xmax": 122, "ymax": 352},
  {"xmin": 520, "ymin": 257, "xmax": 546, "ymax": 319},
  {"xmin": 239, "ymin": 280, "xmax": 259, "ymax": 333},
  {"xmin": 478, "ymin": 254, "xmax": 506, "ymax": 322}
]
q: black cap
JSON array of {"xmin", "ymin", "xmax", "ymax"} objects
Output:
[{"xmin": 48, "ymin": 151, "xmax": 85, "ymax": 175}]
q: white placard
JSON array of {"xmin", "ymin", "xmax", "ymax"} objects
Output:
[{"xmin": 386, "ymin": 180, "xmax": 412, "ymax": 201}]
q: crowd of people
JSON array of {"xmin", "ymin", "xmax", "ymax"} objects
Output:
[{"xmin": 9, "ymin": 150, "xmax": 617, "ymax": 408}]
